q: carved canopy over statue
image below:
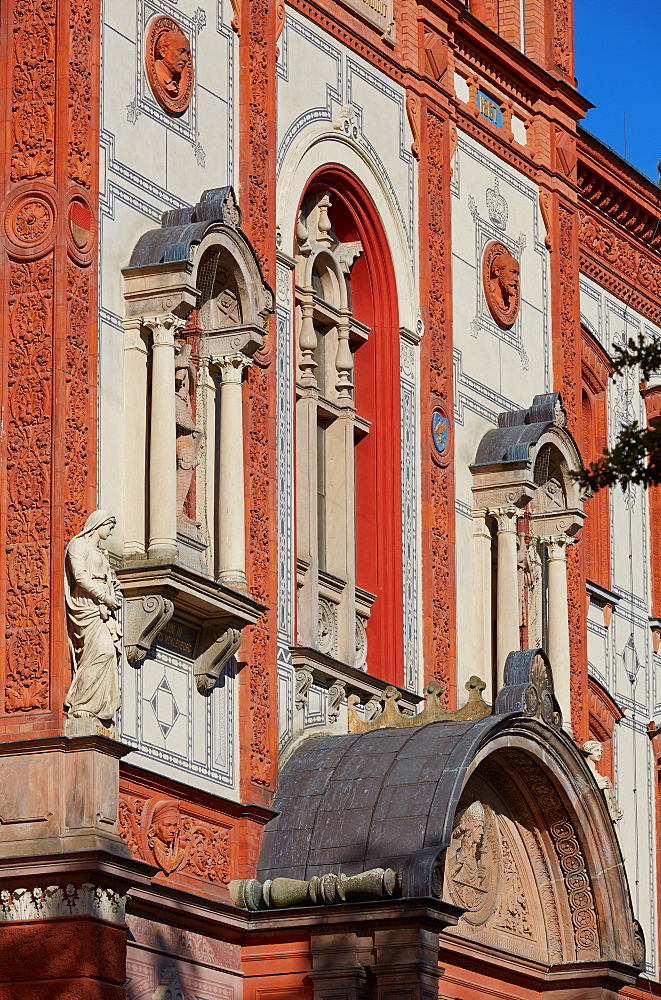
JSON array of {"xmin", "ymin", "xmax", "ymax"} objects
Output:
[{"xmin": 64, "ymin": 511, "xmax": 122, "ymax": 724}]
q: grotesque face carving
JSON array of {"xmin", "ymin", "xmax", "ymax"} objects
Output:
[
  {"xmin": 146, "ymin": 17, "xmax": 194, "ymax": 115},
  {"xmin": 482, "ymin": 241, "xmax": 521, "ymax": 327}
]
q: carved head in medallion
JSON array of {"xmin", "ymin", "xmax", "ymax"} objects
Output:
[
  {"xmin": 155, "ymin": 30, "xmax": 191, "ymax": 93},
  {"xmin": 151, "ymin": 801, "xmax": 181, "ymax": 846},
  {"xmin": 482, "ymin": 241, "xmax": 521, "ymax": 328},
  {"xmin": 145, "ymin": 16, "xmax": 194, "ymax": 115}
]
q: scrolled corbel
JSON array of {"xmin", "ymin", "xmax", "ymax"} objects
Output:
[
  {"xmin": 123, "ymin": 594, "xmax": 175, "ymax": 665},
  {"xmin": 194, "ymin": 625, "xmax": 242, "ymax": 693}
]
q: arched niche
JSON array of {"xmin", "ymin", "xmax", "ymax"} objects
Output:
[{"xmin": 123, "ymin": 186, "xmax": 273, "ymax": 357}]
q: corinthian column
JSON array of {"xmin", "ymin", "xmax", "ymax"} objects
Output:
[
  {"xmin": 494, "ymin": 506, "xmax": 519, "ymax": 693},
  {"xmin": 472, "ymin": 508, "xmax": 493, "ymax": 698},
  {"xmin": 544, "ymin": 534, "xmax": 571, "ymax": 731},
  {"xmin": 123, "ymin": 318, "xmax": 148, "ymax": 557},
  {"xmin": 216, "ymin": 353, "xmax": 252, "ymax": 590},
  {"xmin": 144, "ymin": 314, "xmax": 185, "ymax": 561}
]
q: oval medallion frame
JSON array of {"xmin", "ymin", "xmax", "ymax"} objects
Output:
[
  {"xmin": 145, "ymin": 15, "xmax": 194, "ymax": 116},
  {"xmin": 482, "ymin": 239, "xmax": 520, "ymax": 328}
]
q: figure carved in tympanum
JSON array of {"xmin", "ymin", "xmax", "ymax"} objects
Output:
[{"xmin": 64, "ymin": 510, "xmax": 122, "ymax": 724}]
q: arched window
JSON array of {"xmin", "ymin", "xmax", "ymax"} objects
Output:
[{"xmin": 293, "ymin": 171, "xmax": 403, "ymax": 683}]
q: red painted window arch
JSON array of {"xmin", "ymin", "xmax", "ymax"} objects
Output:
[{"xmin": 296, "ymin": 166, "xmax": 404, "ymax": 685}]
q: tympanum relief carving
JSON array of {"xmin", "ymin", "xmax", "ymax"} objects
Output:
[{"xmin": 443, "ymin": 782, "xmax": 550, "ymax": 962}]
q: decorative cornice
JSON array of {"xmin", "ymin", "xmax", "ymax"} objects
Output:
[
  {"xmin": 0, "ymin": 883, "xmax": 128, "ymax": 924},
  {"xmin": 578, "ymin": 207, "xmax": 661, "ymax": 324}
]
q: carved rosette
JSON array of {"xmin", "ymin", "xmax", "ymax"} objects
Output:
[
  {"xmin": 145, "ymin": 15, "xmax": 194, "ymax": 115},
  {"xmin": 118, "ymin": 794, "xmax": 230, "ymax": 884}
]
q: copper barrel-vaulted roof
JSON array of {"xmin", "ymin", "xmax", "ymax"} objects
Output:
[
  {"xmin": 258, "ymin": 717, "xmax": 497, "ymax": 891},
  {"xmin": 257, "ymin": 651, "xmax": 644, "ymax": 970}
]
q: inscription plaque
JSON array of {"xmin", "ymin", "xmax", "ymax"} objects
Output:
[
  {"xmin": 157, "ymin": 618, "xmax": 197, "ymax": 659},
  {"xmin": 337, "ymin": 0, "xmax": 394, "ymax": 36}
]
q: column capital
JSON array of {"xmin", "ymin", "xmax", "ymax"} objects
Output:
[
  {"xmin": 142, "ymin": 313, "xmax": 186, "ymax": 346},
  {"xmin": 540, "ymin": 534, "xmax": 570, "ymax": 558},
  {"xmin": 491, "ymin": 505, "xmax": 519, "ymax": 532},
  {"xmin": 216, "ymin": 352, "xmax": 252, "ymax": 383}
]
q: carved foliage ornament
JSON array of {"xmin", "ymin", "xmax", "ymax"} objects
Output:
[
  {"xmin": 5, "ymin": 257, "xmax": 53, "ymax": 712},
  {"xmin": 11, "ymin": 0, "xmax": 56, "ymax": 183},
  {"xmin": 483, "ymin": 240, "xmax": 520, "ymax": 328},
  {"xmin": 426, "ymin": 109, "xmax": 453, "ymax": 695},
  {"xmin": 145, "ymin": 16, "xmax": 194, "ymax": 115},
  {"xmin": 119, "ymin": 796, "xmax": 230, "ymax": 883}
]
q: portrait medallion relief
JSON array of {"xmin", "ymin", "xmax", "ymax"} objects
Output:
[
  {"xmin": 482, "ymin": 240, "xmax": 521, "ymax": 328},
  {"xmin": 145, "ymin": 16, "xmax": 194, "ymax": 115}
]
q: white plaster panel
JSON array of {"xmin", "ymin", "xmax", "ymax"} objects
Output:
[
  {"xmin": 119, "ymin": 645, "xmax": 239, "ymax": 799},
  {"xmin": 276, "ymin": 8, "xmax": 417, "ymax": 327},
  {"xmin": 452, "ymin": 129, "xmax": 550, "ymax": 695}
]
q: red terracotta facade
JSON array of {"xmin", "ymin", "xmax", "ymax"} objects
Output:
[{"xmin": 0, "ymin": 0, "xmax": 660, "ymax": 995}]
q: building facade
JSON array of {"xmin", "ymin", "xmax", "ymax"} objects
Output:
[{"xmin": 0, "ymin": 0, "xmax": 661, "ymax": 996}]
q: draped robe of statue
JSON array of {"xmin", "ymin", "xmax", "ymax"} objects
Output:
[{"xmin": 64, "ymin": 511, "xmax": 122, "ymax": 722}]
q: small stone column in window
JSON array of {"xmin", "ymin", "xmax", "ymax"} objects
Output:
[
  {"xmin": 216, "ymin": 353, "xmax": 252, "ymax": 590},
  {"xmin": 144, "ymin": 314, "xmax": 185, "ymax": 561},
  {"xmin": 123, "ymin": 318, "xmax": 149, "ymax": 557},
  {"xmin": 494, "ymin": 506, "xmax": 520, "ymax": 693},
  {"xmin": 544, "ymin": 533, "xmax": 571, "ymax": 731}
]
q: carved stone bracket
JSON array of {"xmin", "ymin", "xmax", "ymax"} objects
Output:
[
  {"xmin": 230, "ymin": 866, "xmax": 403, "ymax": 911},
  {"xmin": 124, "ymin": 595, "xmax": 175, "ymax": 664},
  {"xmin": 327, "ymin": 678, "xmax": 346, "ymax": 722},
  {"xmin": 194, "ymin": 625, "xmax": 242, "ymax": 693},
  {"xmin": 348, "ymin": 676, "xmax": 491, "ymax": 733},
  {"xmin": 294, "ymin": 665, "xmax": 314, "ymax": 710}
]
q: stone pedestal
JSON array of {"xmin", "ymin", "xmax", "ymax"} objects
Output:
[
  {"xmin": 309, "ymin": 929, "xmax": 373, "ymax": 1000},
  {"xmin": 0, "ymin": 735, "xmax": 132, "ymax": 858}
]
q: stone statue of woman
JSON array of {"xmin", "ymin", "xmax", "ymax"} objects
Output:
[{"xmin": 64, "ymin": 510, "xmax": 122, "ymax": 724}]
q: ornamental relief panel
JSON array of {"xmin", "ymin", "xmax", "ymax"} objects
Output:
[
  {"xmin": 444, "ymin": 786, "xmax": 547, "ymax": 962},
  {"xmin": 11, "ymin": 0, "xmax": 56, "ymax": 183},
  {"xmin": 5, "ymin": 257, "xmax": 53, "ymax": 713},
  {"xmin": 118, "ymin": 794, "xmax": 230, "ymax": 885},
  {"xmin": 443, "ymin": 761, "xmax": 599, "ymax": 964}
]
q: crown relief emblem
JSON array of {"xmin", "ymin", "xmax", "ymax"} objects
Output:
[{"xmin": 486, "ymin": 178, "xmax": 509, "ymax": 230}]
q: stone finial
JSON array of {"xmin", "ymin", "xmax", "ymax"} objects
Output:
[{"xmin": 494, "ymin": 648, "xmax": 560, "ymax": 727}]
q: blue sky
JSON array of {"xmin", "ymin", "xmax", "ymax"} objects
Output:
[{"xmin": 574, "ymin": 1, "xmax": 661, "ymax": 184}]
